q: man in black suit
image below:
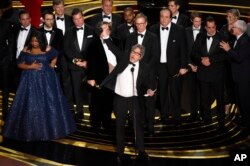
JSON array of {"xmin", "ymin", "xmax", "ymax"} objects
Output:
[
  {"xmin": 40, "ymin": 10, "xmax": 64, "ymax": 80},
  {"xmin": 101, "ymin": 44, "xmax": 154, "ymax": 163},
  {"xmin": 125, "ymin": 13, "xmax": 159, "ymax": 136},
  {"xmin": 150, "ymin": 8, "xmax": 188, "ymax": 126},
  {"xmin": 64, "ymin": 8, "xmax": 94, "ymax": 119},
  {"xmin": 184, "ymin": 12, "xmax": 204, "ymax": 121},
  {"xmin": 168, "ymin": 0, "xmax": 189, "ymax": 28},
  {"xmin": 88, "ymin": 0, "xmax": 122, "ymax": 36},
  {"xmin": 117, "ymin": 7, "xmax": 135, "ymax": 48},
  {"xmin": 0, "ymin": 14, "xmax": 12, "ymax": 120},
  {"xmin": 11, "ymin": 10, "xmax": 37, "ymax": 89},
  {"xmin": 220, "ymin": 20, "xmax": 250, "ymax": 128},
  {"xmin": 192, "ymin": 16, "xmax": 227, "ymax": 129},
  {"xmin": 87, "ymin": 21, "xmax": 122, "ymax": 131},
  {"xmin": 53, "ymin": 0, "xmax": 74, "ymax": 106}
]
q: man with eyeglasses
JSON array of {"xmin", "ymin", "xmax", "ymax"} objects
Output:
[
  {"xmin": 125, "ymin": 13, "xmax": 159, "ymax": 137},
  {"xmin": 101, "ymin": 44, "xmax": 155, "ymax": 163}
]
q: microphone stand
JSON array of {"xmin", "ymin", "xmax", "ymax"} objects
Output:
[{"xmin": 130, "ymin": 65, "xmax": 137, "ymax": 156}]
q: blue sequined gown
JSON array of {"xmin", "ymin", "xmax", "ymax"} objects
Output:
[{"xmin": 3, "ymin": 48, "xmax": 76, "ymax": 141}]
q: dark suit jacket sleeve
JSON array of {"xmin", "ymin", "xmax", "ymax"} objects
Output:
[{"xmin": 103, "ymin": 37, "xmax": 123, "ymax": 62}]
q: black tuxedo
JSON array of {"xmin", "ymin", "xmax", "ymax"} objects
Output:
[
  {"xmin": 101, "ymin": 56, "xmax": 154, "ymax": 155},
  {"xmin": 175, "ymin": 13, "xmax": 189, "ymax": 28},
  {"xmin": 117, "ymin": 23, "xmax": 134, "ymax": 48},
  {"xmin": 0, "ymin": 19, "xmax": 12, "ymax": 118},
  {"xmin": 125, "ymin": 30, "xmax": 159, "ymax": 132},
  {"xmin": 88, "ymin": 13, "xmax": 122, "ymax": 36},
  {"xmin": 192, "ymin": 32, "xmax": 227, "ymax": 125},
  {"xmin": 64, "ymin": 25, "xmax": 94, "ymax": 112},
  {"xmin": 10, "ymin": 24, "xmax": 37, "ymax": 90},
  {"xmin": 54, "ymin": 14, "xmax": 74, "ymax": 105},
  {"xmin": 227, "ymin": 33, "xmax": 250, "ymax": 127},
  {"xmin": 184, "ymin": 25, "xmax": 204, "ymax": 114},
  {"xmin": 150, "ymin": 23, "xmax": 187, "ymax": 123},
  {"xmin": 53, "ymin": 14, "xmax": 73, "ymax": 34},
  {"xmin": 40, "ymin": 27, "xmax": 64, "ymax": 70},
  {"xmin": 87, "ymin": 36, "xmax": 122, "ymax": 129}
]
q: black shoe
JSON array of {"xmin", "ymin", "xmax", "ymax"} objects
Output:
[{"xmin": 137, "ymin": 151, "xmax": 150, "ymax": 161}]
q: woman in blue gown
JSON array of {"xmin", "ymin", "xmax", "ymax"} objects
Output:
[{"xmin": 3, "ymin": 31, "xmax": 76, "ymax": 141}]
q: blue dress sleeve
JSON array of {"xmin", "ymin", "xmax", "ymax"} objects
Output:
[
  {"xmin": 47, "ymin": 48, "xmax": 59, "ymax": 60},
  {"xmin": 17, "ymin": 51, "xmax": 26, "ymax": 64}
]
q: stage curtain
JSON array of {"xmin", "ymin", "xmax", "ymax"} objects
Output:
[{"xmin": 20, "ymin": 0, "xmax": 43, "ymax": 28}]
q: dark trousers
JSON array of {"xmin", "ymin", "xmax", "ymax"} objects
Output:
[
  {"xmin": 90, "ymin": 87, "xmax": 113, "ymax": 129},
  {"xmin": 70, "ymin": 70, "xmax": 87, "ymax": 113},
  {"xmin": 158, "ymin": 63, "xmax": 182, "ymax": 122},
  {"xmin": 235, "ymin": 81, "xmax": 250, "ymax": 127},
  {"xmin": 199, "ymin": 81, "xmax": 225, "ymax": 124},
  {"xmin": 114, "ymin": 94, "xmax": 145, "ymax": 155}
]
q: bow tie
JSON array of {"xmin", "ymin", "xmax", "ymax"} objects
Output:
[
  {"xmin": 76, "ymin": 27, "xmax": 84, "ymax": 31},
  {"xmin": 207, "ymin": 35, "xmax": 214, "ymax": 39},
  {"xmin": 57, "ymin": 17, "xmax": 64, "ymax": 21},
  {"xmin": 137, "ymin": 33, "xmax": 144, "ymax": 38},
  {"xmin": 172, "ymin": 16, "xmax": 177, "ymax": 19},
  {"xmin": 129, "ymin": 61, "xmax": 135, "ymax": 67},
  {"xmin": 103, "ymin": 15, "xmax": 111, "ymax": 19},
  {"xmin": 162, "ymin": 27, "xmax": 169, "ymax": 31},
  {"xmin": 20, "ymin": 27, "xmax": 28, "ymax": 31},
  {"xmin": 44, "ymin": 30, "xmax": 52, "ymax": 34},
  {"xmin": 127, "ymin": 25, "xmax": 133, "ymax": 29},
  {"xmin": 193, "ymin": 28, "xmax": 200, "ymax": 31}
]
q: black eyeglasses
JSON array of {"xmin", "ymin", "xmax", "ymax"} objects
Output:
[{"xmin": 131, "ymin": 50, "xmax": 141, "ymax": 56}]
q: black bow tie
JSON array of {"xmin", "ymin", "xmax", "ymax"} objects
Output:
[
  {"xmin": 44, "ymin": 30, "xmax": 52, "ymax": 34},
  {"xmin": 76, "ymin": 27, "xmax": 84, "ymax": 31},
  {"xmin": 137, "ymin": 33, "xmax": 144, "ymax": 38},
  {"xmin": 207, "ymin": 35, "xmax": 214, "ymax": 39},
  {"xmin": 127, "ymin": 25, "xmax": 133, "ymax": 29},
  {"xmin": 162, "ymin": 27, "xmax": 169, "ymax": 31},
  {"xmin": 103, "ymin": 15, "xmax": 111, "ymax": 19},
  {"xmin": 57, "ymin": 17, "xmax": 64, "ymax": 21},
  {"xmin": 129, "ymin": 61, "xmax": 135, "ymax": 67},
  {"xmin": 20, "ymin": 27, "xmax": 28, "ymax": 31},
  {"xmin": 172, "ymin": 16, "xmax": 177, "ymax": 19}
]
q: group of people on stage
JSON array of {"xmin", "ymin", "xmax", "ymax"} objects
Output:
[{"xmin": 0, "ymin": 0, "xmax": 250, "ymax": 163}]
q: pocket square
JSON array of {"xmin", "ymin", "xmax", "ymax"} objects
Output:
[
  {"xmin": 87, "ymin": 35, "xmax": 93, "ymax": 38},
  {"xmin": 173, "ymin": 40, "xmax": 176, "ymax": 42}
]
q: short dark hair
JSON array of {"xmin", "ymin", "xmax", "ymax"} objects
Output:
[
  {"xmin": 27, "ymin": 30, "xmax": 47, "ymax": 52},
  {"xmin": 168, "ymin": 0, "xmax": 181, "ymax": 6},
  {"xmin": 190, "ymin": 12, "xmax": 202, "ymax": 21},
  {"xmin": 42, "ymin": 10, "xmax": 54, "ymax": 19},
  {"xmin": 102, "ymin": 0, "xmax": 113, "ymax": 5},
  {"xmin": 71, "ymin": 8, "xmax": 83, "ymax": 17},
  {"xmin": 18, "ymin": 10, "xmax": 30, "ymax": 19},
  {"xmin": 53, "ymin": 0, "xmax": 64, "ymax": 6},
  {"xmin": 205, "ymin": 16, "xmax": 216, "ymax": 26},
  {"xmin": 124, "ymin": 7, "xmax": 134, "ymax": 13}
]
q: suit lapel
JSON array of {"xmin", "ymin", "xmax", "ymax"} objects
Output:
[
  {"xmin": 50, "ymin": 29, "xmax": 56, "ymax": 45},
  {"xmin": 136, "ymin": 62, "xmax": 143, "ymax": 88},
  {"xmin": 208, "ymin": 35, "xmax": 219, "ymax": 54},
  {"xmin": 73, "ymin": 28, "xmax": 81, "ymax": 52}
]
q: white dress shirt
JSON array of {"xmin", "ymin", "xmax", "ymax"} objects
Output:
[
  {"xmin": 171, "ymin": 12, "xmax": 179, "ymax": 24},
  {"xmin": 160, "ymin": 24, "xmax": 171, "ymax": 63},
  {"xmin": 137, "ymin": 30, "xmax": 146, "ymax": 45},
  {"xmin": 115, "ymin": 61, "xmax": 139, "ymax": 97},
  {"xmin": 102, "ymin": 12, "xmax": 112, "ymax": 23},
  {"xmin": 101, "ymin": 38, "xmax": 117, "ymax": 68},
  {"xmin": 44, "ymin": 28, "xmax": 53, "ymax": 45},
  {"xmin": 55, "ymin": 15, "xmax": 65, "ymax": 35},
  {"xmin": 76, "ymin": 25, "xmax": 84, "ymax": 50},
  {"xmin": 16, "ymin": 25, "xmax": 31, "ymax": 59}
]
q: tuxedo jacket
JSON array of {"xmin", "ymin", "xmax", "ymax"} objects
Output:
[
  {"xmin": 117, "ymin": 23, "xmax": 134, "ymax": 48},
  {"xmin": 125, "ymin": 30, "xmax": 159, "ymax": 69},
  {"xmin": 10, "ymin": 24, "xmax": 37, "ymax": 62},
  {"xmin": 64, "ymin": 24, "xmax": 94, "ymax": 71},
  {"xmin": 149, "ymin": 23, "xmax": 187, "ymax": 76},
  {"xmin": 185, "ymin": 25, "xmax": 205, "ymax": 64},
  {"xmin": 220, "ymin": 24, "xmax": 236, "ymax": 46},
  {"xmin": 53, "ymin": 14, "xmax": 73, "ymax": 33},
  {"xmin": 0, "ymin": 19, "xmax": 12, "ymax": 64},
  {"xmin": 87, "ymin": 36, "xmax": 122, "ymax": 84},
  {"xmin": 227, "ymin": 33, "xmax": 250, "ymax": 82},
  {"xmin": 88, "ymin": 13, "xmax": 122, "ymax": 36},
  {"xmin": 176, "ymin": 13, "xmax": 189, "ymax": 28},
  {"xmin": 40, "ymin": 27, "xmax": 64, "ymax": 69},
  {"xmin": 101, "ymin": 56, "xmax": 155, "ymax": 97},
  {"xmin": 192, "ymin": 32, "xmax": 227, "ymax": 82}
]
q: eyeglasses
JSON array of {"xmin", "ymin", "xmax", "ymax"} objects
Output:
[
  {"xmin": 131, "ymin": 50, "xmax": 141, "ymax": 56},
  {"xmin": 135, "ymin": 22, "xmax": 145, "ymax": 26}
]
